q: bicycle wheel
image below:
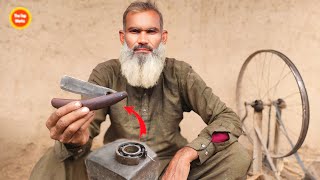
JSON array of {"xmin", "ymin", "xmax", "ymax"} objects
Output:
[{"xmin": 236, "ymin": 49, "xmax": 309, "ymax": 158}]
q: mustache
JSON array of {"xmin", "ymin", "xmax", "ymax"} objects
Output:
[{"xmin": 133, "ymin": 44, "xmax": 153, "ymax": 51}]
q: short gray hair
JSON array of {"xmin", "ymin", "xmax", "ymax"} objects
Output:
[{"xmin": 123, "ymin": 0, "xmax": 163, "ymax": 30}]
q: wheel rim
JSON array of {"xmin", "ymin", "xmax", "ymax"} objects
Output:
[{"xmin": 236, "ymin": 49, "xmax": 309, "ymax": 158}]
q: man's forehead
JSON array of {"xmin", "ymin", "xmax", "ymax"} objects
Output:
[{"xmin": 125, "ymin": 10, "xmax": 161, "ymax": 29}]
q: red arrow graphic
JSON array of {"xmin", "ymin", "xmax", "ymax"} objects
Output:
[{"xmin": 124, "ymin": 106, "xmax": 147, "ymax": 138}]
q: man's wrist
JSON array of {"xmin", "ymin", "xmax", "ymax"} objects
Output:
[
  {"xmin": 179, "ymin": 146, "xmax": 199, "ymax": 162},
  {"xmin": 63, "ymin": 138, "xmax": 92, "ymax": 159}
]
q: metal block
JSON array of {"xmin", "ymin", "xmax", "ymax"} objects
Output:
[{"xmin": 85, "ymin": 139, "xmax": 159, "ymax": 180}]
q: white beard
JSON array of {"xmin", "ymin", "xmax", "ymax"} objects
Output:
[{"xmin": 119, "ymin": 42, "xmax": 166, "ymax": 89}]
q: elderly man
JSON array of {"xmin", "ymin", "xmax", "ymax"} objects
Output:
[{"xmin": 31, "ymin": 1, "xmax": 251, "ymax": 179}]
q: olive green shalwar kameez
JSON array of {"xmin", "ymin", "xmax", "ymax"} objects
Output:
[{"xmin": 30, "ymin": 58, "xmax": 251, "ymax": 180}]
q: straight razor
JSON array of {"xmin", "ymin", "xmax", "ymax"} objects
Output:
[
  {"xmin": 51, "ymin": 75, "xmax": 127, "ymax": 110},
  {"xmin": 60, "ymin": 75, "xmax": 117, "ymax": 97}
]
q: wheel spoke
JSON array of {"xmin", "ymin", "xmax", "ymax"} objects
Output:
[
  {"xmin": 261, "ymin": 70, "xmax": 291, "ymax": 100},
  {"xmin": 255, "ymin": 56, "xmax": 262, "ymax": 99},
  {"xmin": 282, "ymin": 92, "xmax": 300, "ymax": 100},
  {"xmin": 272, "ymin": 62, "xmax": 287, "ymax": 98},
  {"xmin": 267, "ymin": 53, "xmax": 272, "ymax": 99}
]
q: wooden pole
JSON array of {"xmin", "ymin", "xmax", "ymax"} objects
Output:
[{"xmin": 253, "ymin": 110, "xmax": 263, "ymax": 174}]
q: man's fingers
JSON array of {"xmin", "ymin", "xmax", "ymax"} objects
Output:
[
  {"xmin": 49, "ymin": 106, "xmax": 89, "ymax": 140},
  {"xmin": 80, "ymin": 111, "xmax": 96, "ymax": 130},
  {"xmin": 46, "ymin": 101, "xmax": 82, "ymax": 129},
  {"xmin": 63, "ymin": 112, "xmax": 95, "ymax": 145},
  {"xmin": 59, "ymin": 111, "xmax": 95, "ymax": 143},
  {"xmin": 52, "ymin": 106, "xmax": 90, "ymax": 136}
]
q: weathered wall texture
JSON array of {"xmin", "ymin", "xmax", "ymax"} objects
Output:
[{"xmin": 0, "ymin": 0, "xmax": 319, "ymax": 179}]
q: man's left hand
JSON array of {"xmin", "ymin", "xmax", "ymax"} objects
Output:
[{"xmin": 162, "ymin": 147, "xmax": 198, "ymax": 180}]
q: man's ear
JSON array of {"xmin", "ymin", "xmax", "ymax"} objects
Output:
[
  {"xmin": 161, "ymin": 30, "xmax": 168, "ymax": 44},
  {"xmin": 119, "ymin": 30, "xmax": 125, "ymax": 45}
]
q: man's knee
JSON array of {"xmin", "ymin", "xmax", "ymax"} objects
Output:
[
  {"xmin": 30, "ymin": 147, "xmax": 89, "ymax": 180},
  {"xmin": 188, "ymin": 142, "xmax": 252, "ymax": 180},
  {"xmin": 30, "ymin": 147, "xmax": 66, "ymax": 180},
  {"xmin": 225, "ymin": 142, "xmax": 252, "ymax": 178}
]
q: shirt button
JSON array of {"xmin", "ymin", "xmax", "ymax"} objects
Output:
[
  {"xmin": 201, "ymin": 144, "xmax": 206, "ymax": 148},
  {"xmin": 205, "ymin": 151, "xmax": 208, "ymax": 156}
]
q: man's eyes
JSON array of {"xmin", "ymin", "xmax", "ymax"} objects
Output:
[
  {"xmin": 129, "ymin": 29, "xmax": 139, "ymax": 33},
  {"xmin": 128, "ymin": 29, "xmax": 158, "ymax": 34},
  {"xmin": 146, "ymin": 29, "xmax": 158, "ymax": 34}
]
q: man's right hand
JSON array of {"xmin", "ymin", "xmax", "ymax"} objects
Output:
[{"xmin": 46, "ymin": 101, "xmax": 95, "ymax": 146}]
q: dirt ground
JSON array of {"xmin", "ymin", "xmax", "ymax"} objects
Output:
[
  {"xmin": 1, "ymin": 129, "xmax": 319, "ymax": 179},
  {"xmin": 1, "ymin": 0, "xmax": 320, "ymax": 179}
]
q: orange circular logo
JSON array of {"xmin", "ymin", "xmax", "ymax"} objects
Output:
[{"xmin": 9, "ymin": 7, "xmax": 32, "ymax": 29}]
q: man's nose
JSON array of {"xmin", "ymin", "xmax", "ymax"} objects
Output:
[{"xmin": 137, "ymin": 32, "xmax": 148, "ymax": 44}]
